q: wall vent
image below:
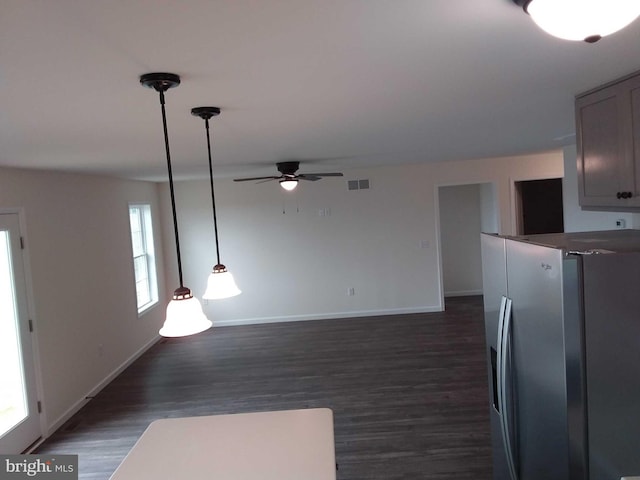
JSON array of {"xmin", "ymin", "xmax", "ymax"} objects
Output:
[{"xmin": 347, "ymin": 179, "xmax": 370, "ymax": 191}]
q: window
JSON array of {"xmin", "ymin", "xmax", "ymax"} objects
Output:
[{"xmin": 129, "ymin": 204, "xmax": 158, "ymax": 314}]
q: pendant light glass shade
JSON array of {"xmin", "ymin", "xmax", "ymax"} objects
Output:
[
  {"xmin": 203, "ymin": 265, "xmax": 241, "ymax": 300},
  {"xmin": 159, "ymin": 293, "xmax": 212, "ymax": 337},
  {"xmin": 524, "ymin": 0, "xmax": 640, "ymax": 42},
  {"xmin": 279, "ymin": 179, "xmax": 298, "ymax": 191},
  {"xmin": 141, "ymin": 73, "xmax": 212, "ymax": 338}
]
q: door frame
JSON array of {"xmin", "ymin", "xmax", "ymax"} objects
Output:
[
  {"xmin": 510, "ymin": 175, "xmax": 564, "ymax": 236},
  {"xmin": 434, "ymin": 181, "xmax": 499, "ymax": 309},
  {"xmin": 0, "ymin": 208, "xmax": 45, "ymax": 451}
]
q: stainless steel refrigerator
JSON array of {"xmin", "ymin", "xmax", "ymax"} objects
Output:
[{"xmin": 481, "ymin": 230, "xmax": 640, "ymax": 480}]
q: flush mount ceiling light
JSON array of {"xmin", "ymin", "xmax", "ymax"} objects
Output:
[
  {"xmin": 191, "ymin": 107, "xmax": 242, "ymax": 300},
  {"xmin": 513, "ymin": 0, "xmax": 640, "ymax": 43},
  {"xmin": 140, "ymin": 73, "xmax": 212, "ymax": 337}
]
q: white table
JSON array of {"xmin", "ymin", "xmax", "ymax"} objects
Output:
[{"xmin": 109, "ymin": 408, "xmax": 336, "ymax": 480}]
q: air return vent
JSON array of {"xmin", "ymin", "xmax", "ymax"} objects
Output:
[{"xmin": 347, "ymin": 179, "xmax": 370, "ymax": 191}]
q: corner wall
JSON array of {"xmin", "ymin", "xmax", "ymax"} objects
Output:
[{"xmin": 0, "ymin": 167, "xmax": 165, "ymax": 435}]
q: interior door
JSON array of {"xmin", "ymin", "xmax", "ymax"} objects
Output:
[{"xmin": 0, "ymin": 213, "xmax": 41, "ymax": 452}]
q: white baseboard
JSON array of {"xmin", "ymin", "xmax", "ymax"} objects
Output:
[
  {"xmin": 214, "ymin": 305, "xmax": 442, "ymax": 327},
  {"xmin": 45, "ymin": 334, "xmax": 161, "ymax": 436},
  {"xmin": 444, "ymin": 289, "xmax": 483, "ymax": 298}
]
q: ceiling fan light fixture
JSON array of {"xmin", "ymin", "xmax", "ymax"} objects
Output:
[
  {"xmin": 234, "ymin": 161, "xmax": 343, "ymax": 189},
  {"xmin": 280, "ymin": 178, "xmax": 298, "ymax": 191},
  {"xmin": 515, "ymin": 0, "xmax": 640, "ymax": 42},
  {"xmin": 203, "ymin": 264, "xmax": 241, "ymax": 300}
]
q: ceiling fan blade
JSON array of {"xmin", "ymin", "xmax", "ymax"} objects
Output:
[
  {"xmin": 233, "ymin": 176, "xmax": 280, "ymax": 182},
  {"xmin": 256, "ymin": 178, "xmax": 279, "ymax": 184},
  {"xmin": 305, "ymin": 172, "xmax": 344, "ymax": 177},
  {"xmin": 298, "ymin": 174, "xmax": 322, "ymax": 181}
]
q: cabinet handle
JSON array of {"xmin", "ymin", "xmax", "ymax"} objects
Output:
[{"xmin": 617, "ymin": 192, "xmax": 634, "ymax": 199}]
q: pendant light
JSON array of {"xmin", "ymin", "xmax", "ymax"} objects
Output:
[
  {"xmin": 140, "ymin": 73, "xmax": 212, "ymax": 337},
  {"xmin": 513, "ymin": 0, "xmax": 640, "ymax": 43},
  {"xmin": 191, "ymin": 107, "xmax": 242, "ymax": 300}
]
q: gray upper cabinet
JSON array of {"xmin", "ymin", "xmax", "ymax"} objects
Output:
[{"xmin": 576, "ymin": 72, "xmax": 640, "ymax": 210}]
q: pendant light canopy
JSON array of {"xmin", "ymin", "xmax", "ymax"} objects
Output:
[
  {"xmin": 514, "ymin": 0, "xmax": 640, "ymax": 43},
  {"xmin": 140, "ymin": 73, "xmax": 212, "ymax": 337},
  {"xmin": 191, "ymin": 107, "xmax": 242, "ymax": 300}
]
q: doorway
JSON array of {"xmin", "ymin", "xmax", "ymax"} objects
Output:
[
  {"xmin": 437, "ymin": 183, "xmax": 498, "ymax": 299},
  {"xmin": 514, "ymin": 178, "xmax": 564, "ymax": 235},
  {"xmin": 0, "ymin": 213, "xmax": 41, "ymax": 453}
]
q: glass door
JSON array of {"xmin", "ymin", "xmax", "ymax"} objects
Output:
[{"xmin": 0, "ymin": 213, "xmax": 41, "ymax": 453}]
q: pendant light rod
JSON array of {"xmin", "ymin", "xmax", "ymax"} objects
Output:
[
  {"xmin": 160, "ymin": 92, "xmax": 186, "ymax": 287},
  {"xmin": 141, "ymin": 73, "xmax": 185, "ymax": 288},
  {"xmin": 191, "ymin": 106, "xmax": 222, "ymax": 265}
]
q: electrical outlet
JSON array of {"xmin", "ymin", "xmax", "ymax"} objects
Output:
[
  {"xmin": 347, "ymin": 287, "xmax": 355, "ymax": 296},
  {"xmin": 616, "ymin": 219, "xmax": 627, "ymax": 229}
]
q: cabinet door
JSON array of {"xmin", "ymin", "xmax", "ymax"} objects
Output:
[
  {"xmin": 576, "ymin": 83, "xmax": 634, "ymax": 208},
  {"xmin": 576, "ymin": 72, "xmax": 640, "ymax": 210},
  {"xmin": 630, "ymin": 76, "xmax": 640, "ymax": 200}
]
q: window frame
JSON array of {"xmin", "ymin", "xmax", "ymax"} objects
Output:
[{"xmin": 128, "ymin": 203, "xmax": 159, "ymax": 315}]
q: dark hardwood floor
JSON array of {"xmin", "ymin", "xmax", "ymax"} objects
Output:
[{"xmin": 36, "ymin": 296, "xmax": 492, "ymax": 479}]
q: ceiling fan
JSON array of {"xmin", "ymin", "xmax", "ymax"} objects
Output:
[{"xmin": 233, "ymin": 161, "xmax": 344, "ymax": 191}]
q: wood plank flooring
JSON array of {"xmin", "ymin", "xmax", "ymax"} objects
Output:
[{"xmin": 35, "ymin": 296, "xmax": 492, "ymax": 479}]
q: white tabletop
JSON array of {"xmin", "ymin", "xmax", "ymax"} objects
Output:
[{"xmin": 109, "ymin": 408, "xmax": 336, "ymax": 480}]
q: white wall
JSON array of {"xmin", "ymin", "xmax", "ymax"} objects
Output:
[
  {"xmin": 439, "ymin": 184, "xmax": 483, "ymax": 297},
  {"xmin": 162, "ymin": 150, "xmax": 564, "ymax": 324},
  {"xmin": 0, "ymin": 167, "xmax": 165, "ymax": 435},
  {"xmin": 562, "ymin": 145, "xmax": 640, "ymax": 231},
  {"xmin": 480, "ymin": 183, "xmax": 499, "ymax": 233},
  {"xmin": 162, "ymin": 165, "xmax": 442, "ymax": 325}
]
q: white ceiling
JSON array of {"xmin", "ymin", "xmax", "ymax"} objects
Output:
[{"xmin": 2, "ymin": 0, "xmax": 640, "ymax": 181}]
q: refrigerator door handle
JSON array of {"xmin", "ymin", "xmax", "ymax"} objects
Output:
[
  {"xmin": 498, "ymin": 296, "xmax": 518, "ymax": 480},
  {"xmin": 496, "ymin": 296, "xmax": 507, "ymax": 414}
]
